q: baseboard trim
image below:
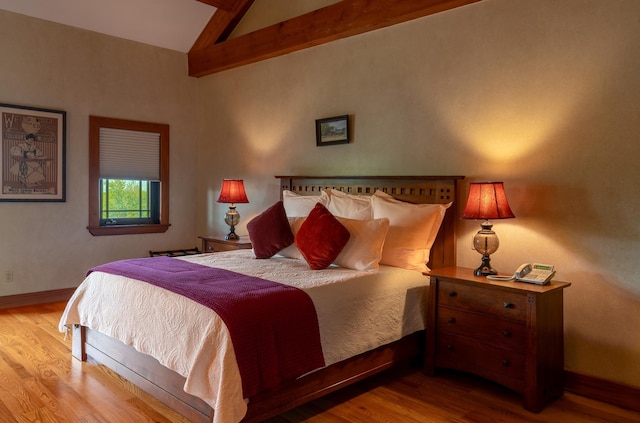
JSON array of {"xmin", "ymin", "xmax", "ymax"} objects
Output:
[
  {"xmin": 0, "ymin": 288, "xmax": 75, "ymax": 309},
  {"xmin": 565, "ymin": 370, "xmax": 640, "ymax": 412}
]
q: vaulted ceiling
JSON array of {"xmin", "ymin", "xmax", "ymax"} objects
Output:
[{"xmin": 0, "ymin": 0, "xmax": 481, "ymax": 78}]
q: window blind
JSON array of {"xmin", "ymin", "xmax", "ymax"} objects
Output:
[{"xmin": 99, "ymin": 128, "xmax": 160, "ymax": 180}]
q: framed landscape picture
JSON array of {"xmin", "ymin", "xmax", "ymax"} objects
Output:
[
  {"xmin": 316, "ymin": 115, "xmax": 350, "ymax": 146},
  {"xmin": 0, "ymin": 103, "xmax": 66, "ymax": 201}
]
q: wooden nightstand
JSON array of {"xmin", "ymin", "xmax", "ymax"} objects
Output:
[
  {"xmin": 425, "ymin": 267, "xmax": 571, "ymax": 412},
  {"xmin": 198, "ymin": 235, "xmax": 252, "ymax": 253}
]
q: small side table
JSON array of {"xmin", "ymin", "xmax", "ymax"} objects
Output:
[
  {"xmin": 199, "ymin": 235, "xmax": 252, "ymax": 253},
  {"xmin": 425, "ymin": 266, "xmax": 571, "ymax": 412}
]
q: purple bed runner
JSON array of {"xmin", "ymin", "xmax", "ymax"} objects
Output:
[{"xmin": 88, "ymin": 256, "xmax": 325, "ymax": 397}]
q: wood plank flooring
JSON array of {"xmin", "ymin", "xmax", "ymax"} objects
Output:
[{"xmin": 1, "ymin": 302, "xmax": 638, "ymax": 423}]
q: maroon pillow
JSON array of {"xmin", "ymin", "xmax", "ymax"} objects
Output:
[
  {"xmin": 247, "ymin": 201, "xmax": 294, "ymax": 258},
  {"xmin": 295, "ymin": 203, "xmax": 350, "ymax": 270}
]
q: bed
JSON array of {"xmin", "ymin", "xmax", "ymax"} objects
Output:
[{"xmin": 61, "ymin": 175, "xmax": 463, "ymax": 423}]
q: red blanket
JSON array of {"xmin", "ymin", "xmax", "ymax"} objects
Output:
[{"xmin": 89, "ymin": 256, "xmax": 325, "ymax": 397}]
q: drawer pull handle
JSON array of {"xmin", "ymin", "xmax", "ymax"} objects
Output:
[
  {"xmin": 449, "ymin": 291, "xmax": 457, "ymax": 297},
  {"xmin": 502, "ymin": 359, "xmax": 511, "ymax": 366},
  {"xmin": 447, "ymin": 344, "xmax": 454, "ymax": 350},
  {"xmin": 503, "ymin": 302, "xmax": 514, "ymax": 309},
  {"xmin": 448, "ymin": 317, "xmax": 456, "ymax": 324},
  {"xmin": 503, "ymin": 330, "xmax": 511, "ymax": 337}
]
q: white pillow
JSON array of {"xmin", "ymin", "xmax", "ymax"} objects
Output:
[
  {"xmin": 372, "ymin": 190, "xmax": 394, "ymax": 200},
  {"xmin": 334, "ymin": 217, "xmax": 390, "ymax": 271},
  {"xmin": 282, "ymin": 190, "xmax": 329, "ymax": 217},
  {"xmin": 279, "ymin": 215, "xmax": 390, "ymax": 271},
  {"xmin": 373, "ymin": 191, "xmax": 450, "ymax": 254},
  {"xmin": 277, "ymin": 217, "xmax": 306, "ymax": 259},
  {"xmin": 325, "ymin": 189, "xmax": 373, "ymax": 220},
  {"xmin": 371, "ymin": 193, "xmax": 451, "ymax": 272}
]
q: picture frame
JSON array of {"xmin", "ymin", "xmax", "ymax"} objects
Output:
[
  {"xmin": 316, "ymin": 115, "xmax": 350, "ymax": 146},
  {"xmin": 0, "ymin": 103, "xmax": 66, "ymax": 201}
]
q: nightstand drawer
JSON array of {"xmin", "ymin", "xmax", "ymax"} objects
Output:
[
  {"xmin": 437, "ymin": 306, "xmax": 526, "ymax": 352},
  {"xmin": 203, "ymin": 240, "xmax": 238, "ymax": 252},
  {"xmin": 438, "ymin": 281, "xmax": 527, "ymax": 321},
  {"xmin": 199, "ymin": 235, "xmax": 252, "ymax": 253},
  {"xmin": 436, "ymin": 332, "xmax": 526, "ymax": 384}
]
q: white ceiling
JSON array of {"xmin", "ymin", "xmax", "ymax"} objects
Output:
[{"xmin": 0, "ymin": 0, "xmax": 216, "ymax": 52}]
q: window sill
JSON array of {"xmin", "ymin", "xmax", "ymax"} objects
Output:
[{"xmin": 87, "ymin": 224, "xmax": 170, "ymax": 236}]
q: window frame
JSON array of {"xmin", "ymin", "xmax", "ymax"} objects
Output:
[{"xmin": 88, "ymin": 116, "xmax": 170, "ymax": 236}]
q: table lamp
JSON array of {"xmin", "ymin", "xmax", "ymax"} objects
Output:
[
  {"xmin": 217, "ymin": 179, "xmax": 249, "ymax": 240},
  {"xmin": 461, "ymin": 182, "xmax": 515, "ymax": 276}
]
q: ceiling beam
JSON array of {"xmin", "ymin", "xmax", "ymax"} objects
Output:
[
  {"xmin": 188, "ymin": 0, "xmax": 481, "ymax": 77},
  {"xmin": 191, "ymin": 0, "xmax": 255, "ymax": 51},
  {"xmin": 196, "ymin": 0, "xmax": 237, "ymax": 12}
]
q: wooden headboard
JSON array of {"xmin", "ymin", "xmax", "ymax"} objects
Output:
[{"xmin": 276, "ymin": 175, "xmax": 464, "ymax": 269}]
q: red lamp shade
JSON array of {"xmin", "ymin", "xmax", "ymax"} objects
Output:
[
  {"xmin": 461, "ymin": 182, "xmax": 514, "ymax": 276},
  {"xmin": 217, "ymin": 179, "xmax": 249, "ymax": 241},
  {"xmin": 217, "ymin": 179, "xmax": 249, "ymax": 204},
  {"xmin": 461, "ymin": 182, "xmax": 514, "ymax": 220}
]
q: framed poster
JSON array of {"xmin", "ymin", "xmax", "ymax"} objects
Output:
[
  {"xmin": 0, "ymin": 103, "xmax": 66, "ymax": 201},
  {"xmin": 315, "ymin": 115, "xmax": 350, "ymax": 146}
]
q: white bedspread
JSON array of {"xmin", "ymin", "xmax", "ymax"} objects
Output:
[{"xmin": 59, "ymin": 250, "xmax": 428, "ymax": 423}]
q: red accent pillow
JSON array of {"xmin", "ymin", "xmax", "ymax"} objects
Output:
[
  {"xmin": 295, "ymin": 203, "xmax": 351, "ymax": 270},
  {"xmin": 247, "ymin": 201, "xmax": 294, "ymax": 258}
]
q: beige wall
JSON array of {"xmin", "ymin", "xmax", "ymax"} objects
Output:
[
  {"xmin": 0, "ymin": 10, "xmax": 199, "ymax": 295},
  {"xmin": 197, "ymin": 0, "xmax": 640, "ymax": 387}
]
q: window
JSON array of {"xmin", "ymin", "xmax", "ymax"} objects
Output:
[
  {"xmin": 100, "ymin": 179, "xmax": 157, "ymax": 224},
  {"xmin": 88, "ymin": 116, "xmax": 170, "ymax": 236}
]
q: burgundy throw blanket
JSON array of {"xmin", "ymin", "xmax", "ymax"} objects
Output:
[{"xmin": 88, "ymin": 256, "xmax": 325, "ymax": 398}]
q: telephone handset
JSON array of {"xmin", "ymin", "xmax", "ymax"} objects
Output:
[{"xmin": 487, "ymin": 263, "xmax": 555, "ymax": 285}]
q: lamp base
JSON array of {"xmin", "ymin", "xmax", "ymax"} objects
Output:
[
  {"xmin": 224, "ymin": 206, "xmax": 240, "ymax": 240},
  {"xmin": 225, "ymin": 226, "xmax": 239, "ymax": 241},
  {"xmin": 473, "ymin": 254, "xmax": 498, "ymax": 276}
]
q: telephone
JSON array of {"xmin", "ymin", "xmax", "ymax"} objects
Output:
[{"xmin": 487, "ymin": 263, "xmax": 555, "ymax": 285}]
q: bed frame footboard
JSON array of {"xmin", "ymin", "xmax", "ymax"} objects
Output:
[
  {"xmin": 72, "ymin": 324, "xmax": 423, "ymax": 423},
  {"xmin": 72, "ymin": 324, "xmax": 213, "ymax": 423},
  {"xmin": 243, "ymin": 331, "xmax": 423, "ymax": 422}
]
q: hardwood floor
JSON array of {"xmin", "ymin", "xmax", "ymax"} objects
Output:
[{"xmin": 1, "ymin": 302, "xmax": 638, "ymax": 423}]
